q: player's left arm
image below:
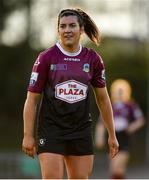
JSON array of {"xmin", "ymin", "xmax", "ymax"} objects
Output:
[{"xmin": 92, "ymin": 86, "xmax": 119, "ymax": 158}]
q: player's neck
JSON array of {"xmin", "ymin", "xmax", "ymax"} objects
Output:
[
  {"xmin": 59, "ymin": 42, "xmax": 80, "ymax": 53},
  {"xmin": 56, "ymin": 42, "xmax": 82, "ymax": 56}
]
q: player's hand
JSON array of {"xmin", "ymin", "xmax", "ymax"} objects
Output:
[
  {"xmin": 22, "ymin": 135, "xmax": 36, "ymax": 158},
  {"xmin": 108, "ymin": 135, "xmax": 119, "ymax": 159}
]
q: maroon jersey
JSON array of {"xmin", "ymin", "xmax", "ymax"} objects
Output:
[
  {"xmin": 28, "ymin": 42, "xmax": 106, "ymax": 139},
  {"xmin": 113, "ymin": 101, "xmax": 143, "ymax": 132}
]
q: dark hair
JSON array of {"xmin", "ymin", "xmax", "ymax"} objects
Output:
[{"xmin": 58, "ymin": 8, "xmax": 101, "ymax": 46}]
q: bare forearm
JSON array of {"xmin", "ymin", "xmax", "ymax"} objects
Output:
[
  {"xmin": 23, "ymin": 99, "xmax": 37, "ymax": 137},
  {"xmin": 23, "ymin": 92, "xmax": 41, "ymax": 137},
  {"xmin": 127, "ymin": 118, "xmax": 145, "ymax": 134},
  {"xmin": 94, "ymin": 87, "xmax": 116, "ymax": 138},
  {"xmin": 97, "ymin": 96, "xmax": 116, "ymax": 137}
]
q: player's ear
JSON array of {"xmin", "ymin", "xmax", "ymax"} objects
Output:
[
  {"xmin": 80, "ymin": 26, "xmax": 84, "ymax": 35},
  {"xmin": 57, "ymin": 27, "xmax": 59, "ymax": 33},
  {"xmin": 57, "ymin": 27, "xmax": 60, "ymax": 37}
]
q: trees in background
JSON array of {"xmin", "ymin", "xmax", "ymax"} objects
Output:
[{"xmin": 0, "ymin": 1, "xmax": 148, "ymax": 158}]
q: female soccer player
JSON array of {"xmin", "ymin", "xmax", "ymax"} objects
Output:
[
  {"xmin": 22, "ymin": 8, "xmax": 119, "ymax": 179},
  {"xmin": 95, "ymin": 79, "xmax": 145, "ymax": 179}
]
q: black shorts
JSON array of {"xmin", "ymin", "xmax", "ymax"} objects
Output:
[
  {"xmin": 116, "ymin": 131, "xmax": 129, "ymax": 151},
  {"xmin": 37, "ymin": 135, "xmax": 94, "ymax": 156}
]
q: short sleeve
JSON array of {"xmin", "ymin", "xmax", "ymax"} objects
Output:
[
  {"xmin": 91, "ymin": 53, "xmax": 106, "ymax": 88},
  {"xmin": 28, "ymin": 52, "xmax": 49, "ymax": 93},
  {"xmin": 129, "ymin": 102, "xmax": 144, "ymax": 122}
]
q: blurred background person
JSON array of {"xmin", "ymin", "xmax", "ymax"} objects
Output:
[{"xmin": 95, "ymin": 79, "xmax": 145, "ymax": 179}]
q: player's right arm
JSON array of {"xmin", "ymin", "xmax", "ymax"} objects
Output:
[
  {"xmin": 22, "ymin": 51, "xmax": 49, "ymax": 158},
  {"xmin": 22, "ymin": 91, "xmax": 41, "ymax": 158}
]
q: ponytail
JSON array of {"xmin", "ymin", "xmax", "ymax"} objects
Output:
[
  {"xmin": 76, "ymin": 9, "xmax": 101, "ymax": 46},
  {"xmin": 58, "ymin": 8, "xmax": 101, "ymax": 46}
]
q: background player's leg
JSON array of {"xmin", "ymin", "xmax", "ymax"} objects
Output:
[
  {"xmin": 64, "ymin": 155, "xmax": 94, "ymax": 179},
  {"xmin": 38, "ymin": 153, "xmax": 64, "ymax": 179},
  {"xmin": 110, "ymin": 151, "xmax": 129, "ymax": 179}
]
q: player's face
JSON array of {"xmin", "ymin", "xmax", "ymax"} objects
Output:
[
  {"xmin": 112, "ymin": 85, "xmax": 130, "ymax": 102},
  {"xmin": 58, "ymin": 15, "xmax": 83, "ymax": 49}
]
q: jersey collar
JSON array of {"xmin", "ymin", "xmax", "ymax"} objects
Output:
[{"xmin": 56, "ymin": 42, "xmax": 82, "ymax": 56}]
